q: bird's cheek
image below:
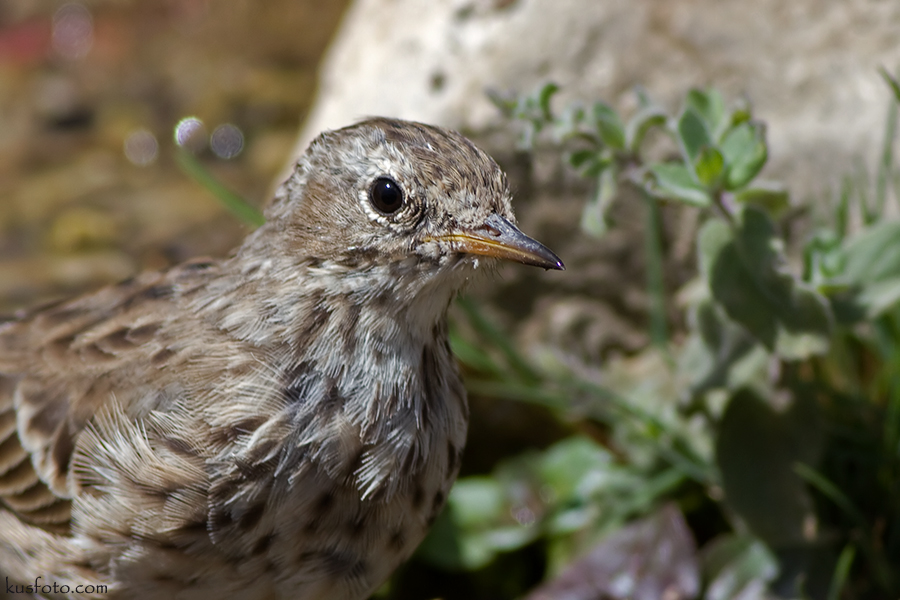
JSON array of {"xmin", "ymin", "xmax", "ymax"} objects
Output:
[{"xmin": 414, "ymin": 239, "xmax": 445, "ymax": 262}]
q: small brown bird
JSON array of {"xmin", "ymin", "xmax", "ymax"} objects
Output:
[{"xmin": 0, "ymin": 118, "xmax": 563, "ymax": 599}]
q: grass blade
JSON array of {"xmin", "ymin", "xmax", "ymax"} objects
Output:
[
  {"xmin": 794, "ymin": 463, "xmax": 867, "ymax": 528},
  {"xmin": 175, "ymin": 148, "xmax": 266, "ymax": 227},
  {"xmin": 795, "ymin": 463, "xmax": 893, "ymax": 589},
  {"xmin": 826, "ymin": 544, "xmax": 855, "ymax": 600},
  {"xmin": 457, "ymin": 296, "xmax": 540, "ymax": 384},
  {"xmin": 876, "ymin": 100, "xmax": 897, "ymax": 217},
  {"xmin": 879, "ymin": 66, "xmax": 900, "ymax": 104},
  {"xmin": 643, "ymin": 192, "xmax": 669, "ymax": 349}
]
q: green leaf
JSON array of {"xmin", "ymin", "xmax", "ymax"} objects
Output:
[
  {"xmin": 537, "ymin": 82, "xmax": 560, "ymax": 120},
  {"xmin": 804, "ymin": 231, "xmax": 847, "ymax": 302},
  {"xmin": 826, "ymin": 545, "xmax": 856, "ymax": 600},
  {"xmin": 554, "ymin": 104, "xmax": 597, "ymax": 142},
  {"xmin": 841, "ymin": 219, "xmax": 900, "ymax": 283},
  {"xmin": 647, "ymin": 162, "xmax": 712, "ymax": 207},
  {"xmin": 733, "ymin": 182, "xmax": 790, "ymax": 215},
  {"xmin": 729, "ymin": 107, "xmax": 752, "ymax": 128},
  {"xmin": 830, "ymin": 220, "xmax": 900, "ymax": 320},
  {"xmin": 591, "ymin": 101, "xmax": 626, "ymax": 150},
  {"xmin": 693, "ymin": 146, "xmax": 725, "ymax": 187},
  {"xmin": 567, "ymin": 148, "xmax": 598, "ymax": 170},
  {"xmin": 716, "ymin": 388, "xmax": 822, "ymax": 547},
  {"xmin": 505, "ymin": 83, "xmax": 562, "ymax": 148},
  {"xmin": 567, "ymin": 148, "xmax": 609, "ymax": 178},
  {"xmin": 537, "ymin": 436, "xmax": 613, "ymax": 501},
  {"xmin": 855, "ymin": 276, "xmax": 900, "ymax": 318},
  {"xmin": 699, "ymin": 208, "xmax": 832, "ymax": 358},
  {"xmin": 702, "ymin": 534, "xmax": 779, "ymax": 600},
  {"xmin": 720, "ymin": 121, "xmax": 768, "ymax": 190},
  {"xmin": 677, "ymin": 108, "xmax": 713, "ymax": 164},
  {"xmin": 685, "ymin": 88, "xmax": 726, "ymax": 137},
  {"xmin": 448, "ymin": 477, "xmax": 506, "ymax": 529},
  {"xmin": 683, "ymin": 300, "xmax": 759, "ymax": 396},
  {"xmin": 625, "ymin": 105, "xmax": 667, "ymax": 152},
  {"xmin": 580, "ymin": 167, "xmax": 617, "ymax": 237}
]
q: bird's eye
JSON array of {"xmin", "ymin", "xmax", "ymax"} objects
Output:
[{"xmin": 369, "ymin": 177, "xmax": 404, "ymax": 215}]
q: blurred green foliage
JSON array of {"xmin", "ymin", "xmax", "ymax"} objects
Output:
[{"xmin": 406, "ymin": 80, "xmax": 900, "ymax": 599}]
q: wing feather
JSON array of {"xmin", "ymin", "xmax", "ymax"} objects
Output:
[{"xmin": 0, "ymin": 259, "xmax": 221, "ymax": 534}]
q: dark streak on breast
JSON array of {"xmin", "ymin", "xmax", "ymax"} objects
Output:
[
  {"xmin": 281, "ymin": 360, "xmax": 315, "ymax": 406},
  {"xmin": 293, "ymin": 296, "xmax": 331, "ymax": 358},
  {"xmin": 341, "ymin": 301, "xmax": 361, "ymax": 357}
]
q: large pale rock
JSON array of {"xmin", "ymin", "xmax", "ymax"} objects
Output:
[
  {"xmin": 294, "ymin": 0, "xmax": 900, "ymax": 361},
  {"xmin": 299, "ymin": 0, "xmax": 900, "ymax": 195}
]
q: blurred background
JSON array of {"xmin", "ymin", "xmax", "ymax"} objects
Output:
[
  {"xmin": 2, "ymin": 1, "xmax": 900, "ymax": 599},
  {"xmin": 0, "ymin": 0, "xmax": 347, "ymax": 312}
]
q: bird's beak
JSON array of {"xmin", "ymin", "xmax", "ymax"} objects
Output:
[{"xmin": 433, "ymin": 213, "xmax": 565, "ymax": 270}]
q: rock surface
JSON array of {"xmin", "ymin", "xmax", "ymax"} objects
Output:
[{"xmin": 298, "ymin": 0, "xmax": 900, "ymax": 197}]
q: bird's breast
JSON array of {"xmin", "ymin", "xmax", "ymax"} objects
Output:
[{"xmin": 203, "ymin": 302, "xmax": 469, "ymax": 598}]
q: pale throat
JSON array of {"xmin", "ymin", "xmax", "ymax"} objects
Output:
[
  {"xmin": 298, "ymin": 257, "xmax": 470, "ymax": 342},
  {"xmin": 203, "ymin": 248, "xmax": 471, "ymax": 377}
]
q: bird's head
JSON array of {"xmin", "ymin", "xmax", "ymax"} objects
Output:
[
  {"xmin": 235, "ymin": 118, "xmax": 563, "ymax": 333},
  {"xmin": 265, "ymin": 118, "xmax": 562, "ymax": 276}
]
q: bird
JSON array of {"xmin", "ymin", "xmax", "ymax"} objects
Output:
[{"xmin": 0, "ymin": 117, "xmax": 564, "ymax": 599}]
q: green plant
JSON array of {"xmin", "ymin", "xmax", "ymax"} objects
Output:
[{"xmin": 404, "ymin": 82, "xmax": 900, "ymax": 599}]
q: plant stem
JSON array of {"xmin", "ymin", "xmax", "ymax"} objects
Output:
[
  {"xmin": 175, "ymin": 149, "xmax": 266, "ymax": 227},
  {"xmin": 642, "ymin": 192, "xmax": 669, "ymax": 349}
]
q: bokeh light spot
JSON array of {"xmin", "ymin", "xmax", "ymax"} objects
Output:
[
  {"xmin": 174, "ymin": 117, "xmax": 207, "ymax": 152},
  {"xmin": 124, "ymin": 130, "xmax": 159, "ymax": 166},
  {"xmin": 511, "ymin": 506, "xmax": 536, "ymax": 526},
  {"xmin": 52, "ymin": 3, "xmax": 93, "ymax": 60},
  {"xmin": 210, "ymin": 123, "xmax": 244, "ymax": 159}
]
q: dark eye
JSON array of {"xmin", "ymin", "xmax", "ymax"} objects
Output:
[{"xmin": 369, "ymin": 177, "xmax": 404, "ymax": 215}]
